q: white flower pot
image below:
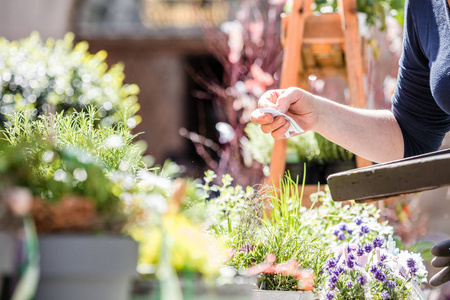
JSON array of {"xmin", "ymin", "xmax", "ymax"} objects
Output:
[
  {"xmin": 0, "ymin": 231, "xmax": 15, "ymax": 297},
  {"xmin": 252, "ymin": 290, "xmax": 317, "ymax": 300},
  {"xmin": 35, "ymin": 234, "xmax": 138, "ymax": 300}
]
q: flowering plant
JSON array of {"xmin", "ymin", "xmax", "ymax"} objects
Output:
[
  {"xmin": 0, "ymin": 32, "xmax": 140, "ymax": 128},
  {"xmin": 321, "ymin": 236, "xmax": 427, "ymax": 300}
]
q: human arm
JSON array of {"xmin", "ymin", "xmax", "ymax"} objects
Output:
[{"xmin": 250, "ymin": 88, "xmax": 404, "ymax": 163}]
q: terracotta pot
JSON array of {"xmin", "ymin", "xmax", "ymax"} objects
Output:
[{"xmin": 35, "ymin": 234, "xmax": 138, "ymax": 300}]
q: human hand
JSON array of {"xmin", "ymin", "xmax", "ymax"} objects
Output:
[
  {"xmin": 249, "ymin": 87, "xmax": 318, "ymax": 139},
  {"xmin": 430, "ymin": 239, "xmax": 450, "ymax": 287}
]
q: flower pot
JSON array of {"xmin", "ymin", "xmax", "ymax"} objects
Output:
[
  {"xmin": 35, "ymin": 234, "xmax": 138, "ymax": 300},
  {"xmin": 0, "ymin": 232, "xmax": 15, "ymax": 298},
  {"xmin": 285, "ymin": 162, "xmax": 324, "ymax": 184},
  {"xmin": 252, "ymin": 290, "xmax": 317, "ymax": 300}
]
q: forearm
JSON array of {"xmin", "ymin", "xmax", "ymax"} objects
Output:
[{"xmin": 313, "ymin": 97, "xmax": 404, "ymax": 163}]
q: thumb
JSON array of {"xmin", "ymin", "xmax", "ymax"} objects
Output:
[{"xmin": 276, "ymin": 87, "xmax": 305, "ymax": 114}]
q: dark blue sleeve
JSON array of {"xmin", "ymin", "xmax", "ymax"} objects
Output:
[{"xmin": 391, "ymin": 0, "xmax": 449, "ymax": 157}]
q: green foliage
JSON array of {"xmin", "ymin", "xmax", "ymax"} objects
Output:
[
  {"xmin": 200, "ymin": 172, "xmax": 330, "ymax": 291},
  {"xmin": 3, "ymin": 107, "xmax": 146, "ymax": 173},
  {"xmin": 245, "ymin": 123, "xmax": 353, "ymax": 165},
  {"xmin": 312, "ymin": 0, "xmax": 405, "ymax": 29},
  {"xmin": 0, "ymin": 32, "xmax": 140, "ymax": 127},
  {"xmin": 314, "ymin": 133, "xmax": 354, "ymax": 163},
  {"xmin": 0, "ymin": 138, "xmax": 119, "ymax": 211}
]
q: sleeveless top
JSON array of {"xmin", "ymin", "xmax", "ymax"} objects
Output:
[{"xmin": 391, "ymin": 0, "xmax": 450, "ymax": 157}]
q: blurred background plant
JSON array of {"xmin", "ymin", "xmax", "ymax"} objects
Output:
[
  {"xmin": 3, "ymin": 107, "xmax": 146, "ymax": 173},
  {"xmin": 0, "ymin": 32, "xmax": 140, "ymax": 128},
  {"xmin": 182, "ymin": 0, "xmax": 286, "ymax": 186},
  {"xmin": 245, "ymin": 122, "xmax": 354, "ymax": 183},
  {"xmin": 288, "ymin": 0, "xmax": 405, "ymax": 29}
]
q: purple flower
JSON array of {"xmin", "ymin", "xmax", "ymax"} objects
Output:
[
  {"xmin": 407, "ymin": 258, "xmax": 416, "ymax": 268},
  {"xmin": 346, "ymin": 281, "xmax": 353, "ymax": 288},
  {"xmin": 337, "ymin": 232, "xmax": 346, "ymax": 241},
  {"xmin": 347, "ymin": 229, "xmax": 354, "ymax": 235},
  {"xmin": 410, "ymin": 267, "xmax": 418, "ymax": 275},
  {"xmin": 360, "ymin": 225, "xmax": 370, "ymax": 234},
  {"xmin": 356, "ymin": 246, "xmax": 364, "ymax": 256},
  {"xmin": 357, "ymin": 275, "xmax": 367, "ymax": 286},
  {"xmin": 333, "ymin": 229, "xmax": 340, "ymax": 236},
  {"xmin": 364, "ymin": 243, "xmax": 373, "ymax": 253},
  {"xmin": 335, "ymin": 266, "xmax": 345, "ymax": 275},
  {"xmin": 326, "ymin": 292, "xmax": 335, "ymax": 300},
  {"xmin": 375, "ymin": 270, "xmax": 387, "ymax": 282},
  {"xmin": 326, "ymin": 258, "xmax": 337, "ymax": 269},
  {"xmin": 373, "ymin": 236, "xmax": 385, "ymax": 248},
  {"xmin": 381, "ymin": 291, "xmax": 391, "ymax": 299},
  {"xmin": 347, "ymin": 259, "xmax": 355, "ymax": 269},
  {"xmin": 354, "ymin": 217, "xmax": 363, "ymax": 225},
  {"xmin": 387, "ymin": 280, "xmax": 396, "ymax": 289},
  {"xmin": 378, "ymin": 261, "xmax": 384, "ymax": 268},
  {"xmin": 328, "ymin": 283, "xmax": 336, "ymax": 291},
  {"xmin": 339, "ymin": 223, "xmax": 348, "ymax": 232},
  {"xmin": 369, "ymin": 265, "xmax": 378, "ymax": 274},
  {"xmin": 380, "ymin": 254, "xmax": 388, "ymax": 261},
  {"xmin": 348, "ymin": 254, "xmax": 356, "ymax": 261},
  {"xmin": 329, "ymin": 275, "xmax": 338, "ymax": 284}
]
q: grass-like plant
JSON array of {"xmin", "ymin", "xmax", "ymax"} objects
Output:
[
  {"xmin": 2, "ymin": 107, "xmax": 146, "ymax": 173},
  {"xmin": 245, "ymin": 123, "xmax": 353, "ymax": 165},
  {"xmin": 202, "ymin": 172, "xmax": 330, "ymax": 291}
]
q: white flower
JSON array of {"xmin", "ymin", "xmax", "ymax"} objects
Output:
[
  {"xmin": 137, "ymin": 170, "xmax": 172, "ymax": 191},
  {"xmin": 53, "ymin": 169, "xmax": 67, "ymax": 182},
  {"xmin": 143, "ymin": 194, "xmax": 168, "ymax": 214},
  {"xmin": 73, "ymin": 168, "xmax": 88, "ymax": 182},
  {"xmin": 104, "ymin": 134, "xmax": 124, "ymax": 148},
  {"xmin": 216, "ymin": 122, "xmax": 235, "ymax": 144}
]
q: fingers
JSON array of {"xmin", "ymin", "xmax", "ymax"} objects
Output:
[
  {"xmin": 260, "ymin": 116, "xmax": 288, "ymax": 137},
  {"xmin": 430, "ymin": 266, "xmax": 450, "ymax": 287},
  {"xmin": 271, "ymin": 119, "xmax": 291, "ymax": 139},
  {"xmin": 432, "ymin": 256, "xmax": 450, "ymax": 268},
  {"xmin": 250, "ymin": 109, "xmax": 274, "ymax": 125},
  {"xmin": 431, "ymin": 239, "xmax": 450, "ymax": 257}
]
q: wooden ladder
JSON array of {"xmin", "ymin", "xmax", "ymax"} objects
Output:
[{"xmin": 267, "ymin": 0, "xmax": 372, "ymax": 189}]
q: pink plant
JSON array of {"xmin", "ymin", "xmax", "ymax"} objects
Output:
[
  {"xmin": 247, "ymin": 254, "xmax": 315, "ymax": 291},
  {"xmin": 185, "ymin": 0, "xmax": 286, "ymax": 186}
]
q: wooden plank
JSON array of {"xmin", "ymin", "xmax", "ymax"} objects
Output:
[
  {"xmin": 339, "ymin": 0, "xmax": 372, "ymax": 169},
  {"xmin": 339, "ymin": 0, "xmax": 365, "ymax": 108},
  {"xmin": 327, "ymin": 149, "xmax": 450, "ymax": 202},
  {"xmin": 303, "ymin": 13, "xmax": 344, "ymax": 43},
  {"xmin": 267, "ymin": 0, "xmax": 313, "ymax": 189}
]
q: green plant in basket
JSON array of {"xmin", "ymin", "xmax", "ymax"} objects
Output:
[
  {"xmin": 0, "ymin": 32, "xmax": 140, "ymax": 127},
  {"xmin": 3, "ymin": 107, "xmax": 146, "ymax": 173}
]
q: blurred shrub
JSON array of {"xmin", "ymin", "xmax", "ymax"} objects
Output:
[{"xmin": 0, "ymin": 32, "xmax": 140, "ymax": 127}]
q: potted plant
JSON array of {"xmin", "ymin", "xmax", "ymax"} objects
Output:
[
  {"xmin": 197, "ymin": 172, "xmax": 329, "ymax": 299},
  {"xmin": 0, "ymin": 135, "xmax": 141, "ymax": 300},
  {"xmin": 194, "ymin": 171, "xmax": 431, "ymax": 299},
  {"xmin": 0, "ymin": 105, "xmax": 165, "ymax": 299}
]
